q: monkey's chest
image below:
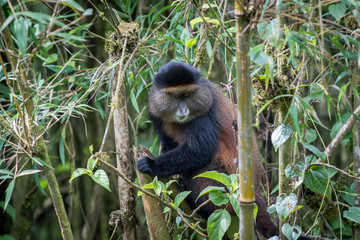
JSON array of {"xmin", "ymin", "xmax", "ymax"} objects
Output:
[{"xmin": 162, "ymin": 122, "xmax": 186, "ymax": 144}]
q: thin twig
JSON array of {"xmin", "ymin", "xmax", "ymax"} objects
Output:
[{"xmin": 316, "ymin": 105, "xmax": 360, "ymax": 163}]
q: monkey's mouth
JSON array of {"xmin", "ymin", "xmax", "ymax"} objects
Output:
[{"xmin": 176, "ymin": 115, "xmax": 188, "ymax": 122}]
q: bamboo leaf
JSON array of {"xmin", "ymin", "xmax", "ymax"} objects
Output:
[
  {"xmin": 59, "ymin": 136, "xmax": 65, "ymax": 165},
  {"xmin": 185, "ymin": 38, "xmax": 197, "ymax": 48},
  {"xmin": 5, "ymin": 180, "xmax": 15, "ymax": 210},
  {"xmin": 304, "ymin": 144, "xmax": 326, "ymax": 161}
]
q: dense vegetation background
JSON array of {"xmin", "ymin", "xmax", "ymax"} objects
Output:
[{"xmin": 1, "ymin": 0, "xmax": 360, "ymax": 239}]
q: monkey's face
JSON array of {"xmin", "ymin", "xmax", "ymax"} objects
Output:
[{"xmin": 149, "ymin": 83, "xmax": 213, "ymax": 123}]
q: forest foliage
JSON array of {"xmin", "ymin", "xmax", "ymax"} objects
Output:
[{"xmin": 1, "ymin": 0, "xmax": 360, "ymax": 239}]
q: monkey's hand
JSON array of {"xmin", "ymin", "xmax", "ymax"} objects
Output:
[{"xmin": 136, "ymin": 157, "xmax": 156, "ymax": 177}]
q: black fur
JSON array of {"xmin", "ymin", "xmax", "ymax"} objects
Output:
[
  {"xmin": 153, "ymin": 61, "xmax": 201, "ymax": 88},
  {"xmin": 137, "ymin": 73, "xmax": 220, "ymax": 178}
]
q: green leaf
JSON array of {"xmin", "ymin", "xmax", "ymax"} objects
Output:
[
  {"xmin": 304, "ymin": 144, "xmax": 326, "ymax": 161},
  {"xmin": 196, "ymin": 186, "xmax": 225, "ymax": 200},
  {"xmin": 209, "ymin": 190, "xmax": 229, "ymax": 206},
  {"xmin": 174, "ymin": 191, "xmax": 191, "ymax": 208},
  {"xmin": 185, "ymin": 38, "xmax": 197, "ymax": 48},
  {"xmin": 344, "ymin": 207, "xmax": 360, "ymax": 224},
  {"xmin": 87, "ymin": 158, "xmax": 96, "ymax": 171},
  {"xmin": 207, "ymin": 209, "xmax": 231, "ymax": 240},
  {"xmin": 329, "ymin": 3, "xmax": 346, "ymax": 20},
  {"xmin": 276, "ymin": 193, "xmax": 297, "ymax": 220},
  {"xmin": 60, "ymin": 0, "xmax": 85, "ymax": 12},
  {"xmin": 227, "ymin": 193, "xmax": 240, "ymax": 218},
  {"xmin": 282, "ymin": 223, "xmax": 302, "ymax": 240},
  {"xmin": 59, "ymin": 136, "xmax": 65, "ymax": 165},
  {"xmin": 304, "ymin": 165, "xmax": 331, "ymax": 197},
  {"xmin": 190, "ymin": 17, "xmax": 220, "ymax": 28},
  {"xmin": 305, "ymin": 129, "xmax": 317, "ymax": 143},
  {"xmin": 0, "ymin": 234, "xmax": 15, "ymax": 240},
  {"xmin": 45, "ymin": 53, "xmax": 58, "ymax": 64},
  {"xmin": 13, "ymin": 17, "xmax": 29, "ymax": 57},
  {"xmin": 271, "ymin": 124, "xmax": 293, "ymax": 150},
  {"xmin": 194, "ymin": 171, "xmax": 230, "ymax": 188},
  {"xmin": 0, "ymin": 201, "xmax": 15, "ymax": 220},
  {"xmin": 91, "ymin": 169, "xmax": 111, "ymax": 192},
  {"xmin": 289, "ymin": 102, "xmax": 301, "ymax": 139},
  {"xmin": 130, "ymin": 89, "xmax": 140, "ymax": 113},
  {"xmin": 32, "ymin": 157, "xmax": 54, "ymax": 169},
  {"xmin": 69, "ymin": 168, "xmax": 89, "ymax": 183},
  {"xmin": 152, "ymin": 177, "xmax": 162, "ymax": 195},
  {"xmin": 5, "ymin": 180, "xmax": 15, "ymax": 210}
]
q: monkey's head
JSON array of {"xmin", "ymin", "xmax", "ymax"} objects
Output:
[{"xmin": 148, "ymin": 62, "xmax": 213, "ymax": 123}]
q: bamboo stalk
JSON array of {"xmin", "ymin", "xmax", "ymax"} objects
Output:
[{"xmin": 234, "ymin": 1, "xmax": 255, "ymax": 239}]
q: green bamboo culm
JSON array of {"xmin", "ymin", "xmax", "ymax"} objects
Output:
[{"xmin": 234, "ymin": 1, "xmax": 255, "ymax": 240}]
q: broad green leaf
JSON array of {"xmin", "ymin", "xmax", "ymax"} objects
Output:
[
  {"xmin": 271, "ymin": 124, "xmax": 293, "ymax": 150},
  {"xmin": 304, "ymin": 144, "xmax": 326, "ymax": 161},
  {"xmin": 276, "ymin": 193, "xmax": 297, "ymax": 220},
  {"xmin": 87, "ymin": 158, "xmax": 96, "ymax": 171},
  {"xmin": 209, "ymin": 190, "xmax": 228, "ymax": 206},
  {"xmin": 207, "ymin": 209, "xmax": 231, "ymax": 240},
  {"xmin": 344, "ymin": 207, "xmax": 360, "ymax": 224},
  {"xmin": 185, "ymin": 38, "xmax": 197, "ymax": 48},
  {"xmin": 304, "ymin": 165, "xmax": 331, "ymax": 197},
  {"xmin": 5, "ymin": 180, "xmax": 15, "ymax": 210},
  {"xmin": 228, "ymin": 193, "xmax": 240, "ymax": 218},
  {"xmin": 59, "ymin": 136, "xmax": 65, "ymax": 165},
  {"xmin": 329, "ymin": 3, "xmax": 346, "ymax": 20},
  {"xmin": 305, "ymin": 129, "xmax": 317, "ymax": 143},
  {"xmin": 91, "ymin": 169, "xmax": 111, "ymax": 192},
  {"xmin": 152, "ymin": 177, "xmax": 162, "ymax": 195},
  {"xmin": 285, "ymin": 162, "xmax": 305, "ymax": 189},
  {"xmin": 69, "ymin": 168, "xmax": 89, "ymax": 183},
  {"xmin": 282, "ymin": 223, "xmax": 302, "ymax": 240},
  {"xmin": 196, "ymin": 186, "xmax": 225, "ymax": 200},
  {"xmin": 174, "ymin": 191, "xmax": 191, "ymax": 208},
  {"xmin": 194, "ymin": 171, "xmax": 230, "ymax": 188}
]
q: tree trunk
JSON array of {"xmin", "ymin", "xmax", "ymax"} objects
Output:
[{"xmin": 111, "ymin": 59, "xmax": 136, "ymax": 240}]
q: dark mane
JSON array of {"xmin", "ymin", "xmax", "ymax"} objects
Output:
[{"xmin": 154, "ymin": 61, "xmax": 201, "ymax": 88}]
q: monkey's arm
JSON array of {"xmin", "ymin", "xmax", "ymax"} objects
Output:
[{"xmin": 137, "ymin": 113, "xmax": 219, "ymax": 178}]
